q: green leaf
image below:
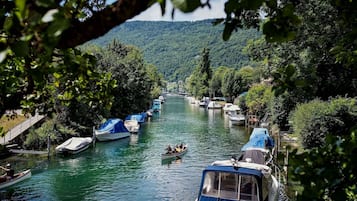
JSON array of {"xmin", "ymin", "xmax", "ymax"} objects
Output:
[
  {"xmin": 4, "ymin": 16, "xmax": 13, "ymax": 32},
  {"xmin": 0, "ymin": 50, "xmax": 8, "ymax": 63},
  {"xmin": 285, "ymin": 65, "xmax": 295, "ymax": 77},
  {"xmin": 171, "ymin": 0, "xmax": 201, "ymax": 13},
  {"xmin": 46, "ymin": 17, "xmax": 70, "ymax": 38},
  {"xmin": 36, "ymin": 0, "xmax": 56, "ymax": 8},
  {"xmin": 14, "ymin": 0, "xmax": 27, "ymax": 21},
  {"xmin": 53, "ymin": 72, "xmax": 61, "ymax": 79},
  {"xmin": 12, "ymin": 40, "xmax": 29, "ymax": 57}
]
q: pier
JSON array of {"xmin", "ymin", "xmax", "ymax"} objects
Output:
[{"xmin": 0, "ymin": 113, "xmax": 46, "ymax": 145}]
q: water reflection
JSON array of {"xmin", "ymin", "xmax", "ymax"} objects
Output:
[
  {"xmin": 1, "ymin": 95, "xmax": 251, "ymax": 201},
  {"xmin": 130, "ymin": 134, "xmax": 138, "ymax": 145}
]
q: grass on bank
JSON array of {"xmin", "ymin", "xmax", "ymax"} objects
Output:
[{"xmin": 0, "ymin": 114, "xmax": 27, "ymax": 133}]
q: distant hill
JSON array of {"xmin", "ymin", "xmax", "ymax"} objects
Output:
[{"xmin": 89, "ymin": 20, "xmax": 261, "ymax": 81}]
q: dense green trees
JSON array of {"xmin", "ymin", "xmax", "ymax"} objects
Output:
[
  {"xmin": 186, "ymin": 48, "xmax": 212, "ymax": 98},
  {"xmin": 245, "ymin": 84, "xmax": 273, "ymax": 116},
  {"xmin": 93, "ymin": 40, "xmax": 163, "ymax": 118},
  {"xmin": 92, "ymin": 20, "xmax": 261, "ymax": 81},
  {"xmin": 1, "ymin": 0, "xmax": 357, "ymax": 199},
  {"xmin": 22, "ymin": 41, "xmax": 164, "ymax": 147}
]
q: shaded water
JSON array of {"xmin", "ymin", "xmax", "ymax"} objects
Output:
[{"xmin": 0, "ymin": 95, "xmax": 250, "ymax": 201}]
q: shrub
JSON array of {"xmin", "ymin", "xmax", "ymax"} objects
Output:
[{"xmin": 290, "ymin": 97, "xmax": 357, "ymax": 148}]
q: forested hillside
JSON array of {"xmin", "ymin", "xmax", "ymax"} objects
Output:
[{"xmin": 89, "ymin": 20, "xmax": 261, "ymax": 81}]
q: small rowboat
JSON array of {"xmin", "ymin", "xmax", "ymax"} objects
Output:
[
  {"xmin": 161, "ymin": 144, "xmax": 188, "ymax": 160},
  {"xmin": 0, "ymin": 169, "xmax": 31, "ymax": 190}
]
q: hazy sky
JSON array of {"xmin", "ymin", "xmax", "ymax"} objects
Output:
[{"xmin": 131, "ymin": 0, "xmax": 226, "ymax": 21}]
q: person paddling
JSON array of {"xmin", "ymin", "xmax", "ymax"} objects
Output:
[{"xmin": 0, "ymin": 163, "xmax": 15, "ymax": 182}]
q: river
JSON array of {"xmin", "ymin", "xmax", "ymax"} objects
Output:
[{"xmin": 0, "ymin": 95, "xmax": 251, "ymax": 201}]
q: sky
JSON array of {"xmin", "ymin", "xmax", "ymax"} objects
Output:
[{"xmin": 131, "ymin": 0, "xmax": 226, "ymax": 21}]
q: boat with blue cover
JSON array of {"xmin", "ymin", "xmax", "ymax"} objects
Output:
[
  {"xmin": 94, "ymin": 118, "xmax": 130, "ymax": 141},
  {"xmin": 196, "ymin": 159, "xmax": 279, "ymax": 201},
  {"xmin": 125, "ymin": 112, "xmax": 147, "ymax": 124},
  {"xmin": 152, "ymin": 99, "xmax": 161, "ymax": 112},
  {"xmin": 196, "ymin": 127, "xmax": 279, "ymax": 201},
  {"xmin": 241, "ymin": 128, "xmax": 274, "ymax": 152}
]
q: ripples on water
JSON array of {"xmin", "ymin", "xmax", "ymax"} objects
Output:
[{"xmin": 0, "ymin": 95, "xmax": 251, "ymax": 201}]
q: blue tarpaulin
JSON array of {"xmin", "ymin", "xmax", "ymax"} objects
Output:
[
  {"xmin": 97, "ymin": 118, "xmax": 129, "ymax": 133},
  {"xmin": 241, "ymin": 128, "xmax": 274, "ymax": 151},
  {"xmin": 125, "ymin": 112, "xmax": 147, "ymax": 124}
]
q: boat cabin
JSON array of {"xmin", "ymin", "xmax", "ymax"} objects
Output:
[
  {"xmin": 152, "ymin": 99, "xmax": 162, "ymax": 112},
  {"xmin": 197, "ymin": 160, "xmax": 278, "ymax": 201}
]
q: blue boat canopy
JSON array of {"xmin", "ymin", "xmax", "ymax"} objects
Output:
[
  {"xmin": 97, "ymin": 118, "xmax": 129, "ymax": 133},
  {"xmin": 241, "ymin": 128, "xmax": 274, "ymax": 151}
]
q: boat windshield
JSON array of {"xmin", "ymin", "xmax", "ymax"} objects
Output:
[{"xmin": 201, "ymin": 171, "xmax": 260, "ymax": 201}]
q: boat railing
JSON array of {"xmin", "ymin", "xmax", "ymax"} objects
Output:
[{"xmin": 268, "ymin": 160, "xmax": 283, "ymax": 186}]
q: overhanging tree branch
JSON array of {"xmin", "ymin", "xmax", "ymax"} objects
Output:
[{"xmin": 57, "ymin": 0, "xmax": 153, "ymax": 49}]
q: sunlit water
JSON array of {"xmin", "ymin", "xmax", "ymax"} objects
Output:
[{"xmin": 0, "ymin": 95, "xmax": 250, "ymax": 201}]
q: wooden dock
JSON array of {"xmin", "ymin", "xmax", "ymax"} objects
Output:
[{"xmin": 0, "ymin": 113, "xmax": 45, "ymax": 145}]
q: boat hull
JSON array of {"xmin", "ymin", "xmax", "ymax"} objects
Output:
[
  {"xmin": 95, "ymin": 132, "xmax": 130, "ymax": 141},
  {"xmin": 161, "ymin": 145, "xmax": 188, "ymax": 160},
  {"xmin": 229, "ymin": 117, "xmax": 245, "ymax": 126},
  {"xmin": 0, "ymin": 169, "xmax": 31, "ymax": 190},
  {"xmin": 228, "ymin": 113, "xmax": 245, "ymax": 126},
  {"xmin": 56, "ymin": 143, "xmax": 91, "ymax": 155}
]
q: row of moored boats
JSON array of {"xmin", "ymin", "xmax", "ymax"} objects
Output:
[
  {"xmin": 1, "ymin": 97, "xmax": 166, "ymax": 190},
  {"xmin": 56, "ymin": 97, "xmax": 165, "ymax": 155},
  {"xmin": 191, "ymin": 96, "xmax": 247, "ymax": 126}
]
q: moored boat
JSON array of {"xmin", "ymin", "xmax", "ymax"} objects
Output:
[
  {"xmin": 228, "ymin": 111, "xmax": 246, "ymax": 126},
  {"xmin": 0, "ymin": 169, "xmax": 31, "ymax": 190},
  {"xmin": 152, "ymin": 99, "xmax": 162, "ymax": 112},
  {"xmin": 161, "ymin": 144, "xmax": 188, "ymax": 160},
  {"xmin": 55, "ymin": 137, "xmax": 93, "ymax": 155},
  {"xmin": 196, "ymin": 127, "xmax": 279, "ymax": 201},
  {"xmin": 207, "ymin": 101, "xmax": 223, "ymax": 109},
  {"xmin": 241, "ymin": 127, "xmax": 274, "ymax": 152},
  {"xmin": 124, "ymin": 119, "xmax": 140, "ymax": 133},
  {"xmin": 159, "ymin": 95, "xmax": 165, "ymax": 103},
  {"xmin": 95, "ymin": 118, "xmax": 130, "ymax": 141},
  {"xmin": 223, "ymin": 103, "xmax": 241, "ymax": 114},
  {"xmin": 196, "ymin": 158, "xmax": 279, "ymax": 201},
  {"xmin": 125, "ymin": 112, "xmax": 147, "ymax": 124}
]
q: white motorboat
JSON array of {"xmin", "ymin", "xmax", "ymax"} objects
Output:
[
  {"xmin": 55, "ymin": 137, "xmax": 93, "ymax": 155},
  {"xmin": 223, "ymin": 103, "xmax": 241, "ymax": 114},
  {"xmin": 207, "ymin": 101, "xmax": 222, "ymax": 109},
  {"xmin": 228, "ymin": 110, "xmax": 246, "ymax": 126}
]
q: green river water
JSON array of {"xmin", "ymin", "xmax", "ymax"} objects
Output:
[{"xmin": 0, "ymin": 95, "xmax": 251, "ymax": 201}]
